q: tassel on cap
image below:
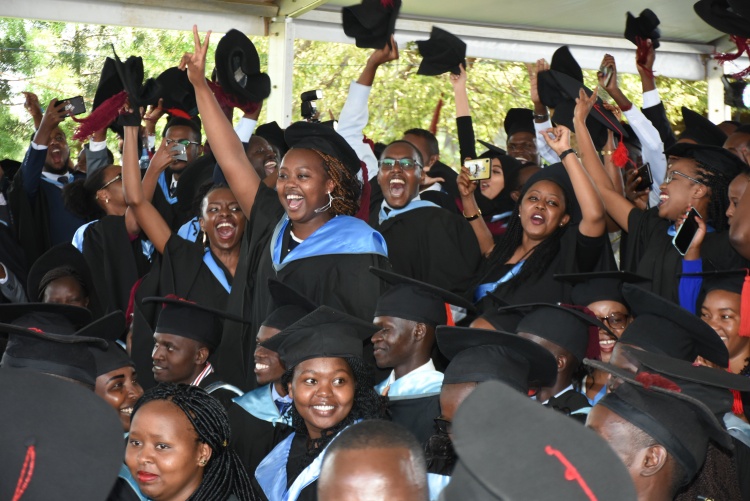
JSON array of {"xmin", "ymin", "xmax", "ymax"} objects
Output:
[
  {"xmin": 429, "ymin": 96, "xmax": 444, "ymax": 136},
  {"xmin": 739, "ymin": 270, "xmax": 750, "ymax": 337},
  {"xmin": 380, "ymin": 0, "xmax": 395, "ymax": 8},
  {"xmin": 445, "ymin": 303, "xmax": 455, "ymax": 326},
  {"xmin": 732, "ymin": 388, "xmax": 745, "ymax": 416},
  {"xmin": 71, "ymin": 91, "xmax": 128, "ymax": 141},
  {"xmin": 593, "ymin": 102, "xmax": 632, "ymax": 169},
  {"xmin": 713, "ymin": 35, "xmax": 750, "ymax": 79},
  {"xmin": 635, "ymin": 37, "xmax": 654, "ymax": 79}
]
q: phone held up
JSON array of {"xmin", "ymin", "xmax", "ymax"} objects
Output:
[
  {"xmin": 58, "ymin": 96, "xmax": 86, "ymax": 116},
  {"xmin": 599, "ymin": 65, "xmax": 613, "ymax": 87},
  {"xmin": 672, "ymin": 207, "xmax": 701, "ymax": 256},
  {"xmin": 634, "ymin": 163, "xmax": 653, "ymax": 193},
  {"xmin": 464, "ymin": 158, "xmax": 491, "ymax": 181},
  {"xmin": 170, "ymin": 143, "xmax": 188, "ymax": 162}
]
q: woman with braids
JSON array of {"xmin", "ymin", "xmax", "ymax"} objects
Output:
[
  {"xmin": 471, "ymin": 90, "xmax": 612, "ymax": 312},
  {"xmin": 123, "ymin": 383, "xmax": 257, "ymax": 501},
  {"xmin": 180, "ymin": 26, "xmax": 389, "ymax": 392},
  {"xmin": 252, "ymin": 306, "xmax": 385, "ymax": 501}
]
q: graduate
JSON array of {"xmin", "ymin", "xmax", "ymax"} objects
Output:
[
  {"xmin": 142, "ymin": 296, "xmax": 245, "ymax": 409},
  {"xmin": 253, "ymin": 306, "xmax": 385, "ymax": 501},
  {"xmin": 372, "ymin": 138, "xmax": 480, "ymax": 295},
  {"xmin": 369, "ymin": 267, "xmax": 474, "ymax": 445},
  {"xmin": 442, "ymin": 380, "xmax": 636, "ymax": 501},
  {"xmin": 181, "ymin": 26, "xmax": 389, "ymax": 392},
  {"xmin": 426, "ymin": 326, "xmax": 557, "ymax": 500},
  {"xmin": 228, "ymin": 280, "xmax": 315, "ymax": 477}
]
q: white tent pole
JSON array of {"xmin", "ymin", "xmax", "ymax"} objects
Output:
[
  {"xmin": 706, "ymin": 58, "xmax": 730, "ymax": 124},
  {"xmin": 267, "ymin": 16, "xmax": 295, "ymax": 127}
]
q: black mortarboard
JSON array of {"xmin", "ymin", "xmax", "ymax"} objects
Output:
[
  {"xmin": 550, "ymin": 99, "xmax": 611, "ymax": 151},
  {"xmin": 285, "ymin": 121, "xmax": 361, "ymax": 176},
  {"xmin": 694, "ymin": 0, "xmax": 750, "ymax": 38},
  {"xmin": 443, "ymin": 380, "xmax": 637, "ymax": 501},
  {"xmin": 26, "ymin": 243, "xmax": 102, "ymax": 319},
  {"xmin": 0, "ymin": 370, "xmax": 124, "ymax": 500},
  {"xmin": 591, "ymin": 363, "xmax": 732, "ymax": 486},
  {"xmin": 679, "ymin": 268, "xmax": 747, "ymax": 295},
  {"xmin": 554, "ymin": 271, "xmax": 651, "ymax": 308},
  {"xmin": 0, "ymin": 303, "xmax": 108, "ymax": 386},
  {"xmin": 262, "ymin": 279, "xmax": 318, "ymax": 331},
  {"xmin": 517, "ymin": 161, "xmax": 582, "ymax": 223},
  {"xmin": 476, "ymin": 139, "xmax": 507, "ymax": 157},
  {"xmin": 85, "ymin": 311, "xmax": 133, "ymax": 377},
  {"xmin": 155, "ymin": 67, "xmax": 198, "ymax": 119},
  {"xmin": 437, "ymin": 326, "xmax": 557, "ymax": 390},
  {"xmin": 679, "ymin": 106, "xmax": 728, "ymax": 147},
  {"xmin": 0, "ymin": 158, "xmax": 21, "ymax": 180},
  {"xmin": 499, "ymin": 302, "xmax": 611, "ymax": 363},
  {"xmin": 371, "ymin": 267, "xmax": 475, "ymax": 326},
  {"xmin": 173, "ymin": 154, "xmax": 215, "ymax": 218},
  {"xmin": 416, "ymin": 26, "xmax": 466, "ymax": 76},
  {"xmin": 214, "ymin": 29, "xmax": 271, "ymax": 103},
  {"xmin": 619, "ymin": 283, "xmax": 729, "ymax": 367},
  {"xmin": 666, "ymin": 141, "xmax": 744, "ymax": 179},
  {"xmin": 503, "ymin": 108, "xmax": 535, "ymax": 138},
  {"xmin": 621, "ymin": 122, "xmax": 642, "ymax": 150},
  {"xmin": 144, "ymin": 296, "xmax": 246, "ymax": 353},
  {"xmin": 728, "ymin": 0, "xmax": 750, "ymax": 21},
  {"xmin": 342, "ymin": 0, "xmax": 401, "ymax": 50},
  {"xmin": 624, "ymin": 9, "xmax": 662, "ymax": 49},
  {"xmin": 111, "ymin": 47, "xmax": 161, "ymax": 109},
  {"xmin": 274, "ymin": 306, "xmax": 379, "ymax": 368},
  {"xmin": 256, "ymin": 121, "xmax": 288, "ymax": 156},
  {"xmin": 93, "ymin": 57, "xmax": 124, "ymax": 111}
]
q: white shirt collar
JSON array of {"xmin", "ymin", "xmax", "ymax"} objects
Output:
[
  {"xmin": 271, "ymin": 383, "xmax": 292, "ymax": 403},
  {"xmin": 384, "ymin": 359, "xmax": 436, "ymax": 386}
]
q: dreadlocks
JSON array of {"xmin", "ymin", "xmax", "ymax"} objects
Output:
[
  {"xmin": 694, "ymin": 161, "xmax": 732, "ymax": 232},
  {"xmin": 313, "ymin": 150, "xmax": 362, "ymax": 217},
  {"xmin": 131, "ymin": 384, "xmax": 257, "ymax": 501}
]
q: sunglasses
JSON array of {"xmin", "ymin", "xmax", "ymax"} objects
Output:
[
  {"xmin": 100, "ymin": 173, "xmax": 122, "ymax": 190},
  {"xmin": 379, "ymin": 158, "xmax": 421, "ymax": 171}
]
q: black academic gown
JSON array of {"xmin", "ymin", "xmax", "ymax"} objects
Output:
[
  {"xmin": 622, "ymin": 208, "xmax": 748, "ymax": 304},
  {"xmin": 199, "ymin": 371, "xmax": 243, "ymax": 411},
  {"xmin": 388, "ymin": 395, "xmax": 441, "ymax": 446},
  {"xmin": 371, "ymin": 204, "xmax": 481, "ymax": 296},
  {"xmin": 215, "ymin": 184, "xmax": 390, "ymax": 392},
  {"xmin": 131, "ymin": 235, "xmax": 233, "ymax": 390},
  {"xmin": 545, "ymin": 389, "xmax": 590, "ymax": 424},
  {"xmin": 642, "ymin": 102, "xmax": 677, "ymax": 150},
  {"xmin": 79, "ymin": 215, "xmax": 151, "ymax": 313},
  {"xmin": 0, "ymin": 225, "xmax": 27, "ymax": 303}
]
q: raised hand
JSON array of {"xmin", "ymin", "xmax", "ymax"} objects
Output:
[
  {"xmin": 543, "ymin": 125, "xmax": 572, "ymax": 156},
  {"xmin": 368, "ymin": 35, "xmax": 399, "ymax": 67},
  {"xmin": 457, "ymin": 164, "xmax": 477, "ymax": 198},
  {"xmin": 624, "ymin": 168, "xmax": 649, "ymax": 211},
  {"xmin": 528, "ymin": 59, "xmax": 549, "ymax": 105},
  {"xmin": 597, "ymin": 54, "xmax": 619, "ymax": 94},
  {"xmin": 574, "ymin": 87, "xmax": 598, "ymax": 124},
  {"xmin": 179, "ymin": 25, "xmax": 212, "ymax": 88},
  {"xmin": 449, "ymin": 63, "xmax": 467, "ymax": 90}
]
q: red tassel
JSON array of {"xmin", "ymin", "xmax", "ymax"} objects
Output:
[
  {"xmin": 612, "ymin": 140, "xmax": 630, "ymax": 169},
  {"xmin": 72, "ymin": 91, "xmax": 128, "ymax": 141},
  {"xmin": 166, "ymin": 108, "xmax": 192, "ymax": 120},
  {"xmin": 445, "ymin": 303, "xmax": 455, "ymax": 326},
  {"xmin": 635, "ymin": 37, "xmax": 654, "ymax": 80},
  {"xmin": 732, "ymin": 388, "xmax": 745, "ymax": 416},
  {"xmin": 207, "ymin": 80, "xmax": 260, "ymax": 116},
  {"xmin": 429, "ymin": 97, "xmax": 444, "ymax": 136},
  {"xmin": 12, "ymin": 443, "xmax": 35, "ymax": 501},
  {"xmin": 380, "ymin": 0, "xmax": 395, "ymax": 8},
  {"xmin": 739, "ymin": 271, "xmax": 750, "ymax": 337},
  {"xmin": 362, "ymin": 135, "xmax": 375, "ymax": 154},
  {"xmin": 635, "ymin": 371, "xmax": 682, "ymax": 392},
  {"xmin": 355, "ymin": 160, "xmax": 371, "ymax": 223},
  {"xmin": 713, "ymin": 35, "xmax": 750, "ymax": 63}
]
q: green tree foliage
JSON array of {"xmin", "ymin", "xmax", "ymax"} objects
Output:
[{"xmin": 0, "ymin": 17, "xmax": 720, "ymax": 167}]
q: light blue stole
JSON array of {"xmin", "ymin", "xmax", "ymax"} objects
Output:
[
  {"xmin": 232, "ymin": 384, "xmax": 292, "ymax": 426},
  {"xmin": 177, "ymin": 216, "xmax": 200, "ymax": 243},
  {"xmin": 270, "ymin": 215, "xmax": 388, "ymax": 272},
  {"xmin": 374, "ymin": 370, "xmax": 444, "ymax": 399},
  {"xmin": 157, "ymin": 171, "xmax": 178, "ymax": 205},
  {"xmin": 202, "ymin": 249, "xmax": 231, "ymax": 293},
  {"xmin": 72, "ymin": 220, "xmax": 97, "ymax": 251},
  {"xmin": 473, "ymin": 260, "xmax": 525, "ymax": 301},
  {"xmin": 378, "ymin": 199, "xmax": 440, "ymax": 225},
  {"xmin": 428, "ymin": 472, "xmax": 452, "ymax": 501}
]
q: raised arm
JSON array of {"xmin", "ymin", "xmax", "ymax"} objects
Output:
[
  {"xmin": 122, "ymin": 125, "xmax": 172, "ymax": 253},
  {"xmin": 180, "ymin": 26, "xmax": 260, "ymax": 219},
  {"xmin": 450, "ymin": 64, "xmax": 478, "ymax": 161},
  {"xmin": 457, "ymin": 165, "xmax": 495, "ymax": 256}
]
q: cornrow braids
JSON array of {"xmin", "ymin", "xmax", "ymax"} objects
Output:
[
  {"xmin": 132, "ymin": 384, "xmax": 258, "ymax": 501},
  {"xmin": 694, "ymin": 161, "xmax": 732, "ymax": 232},
  {"xmin": 313, "ymin": 150, "xmax": 362, "ymax": 217}
]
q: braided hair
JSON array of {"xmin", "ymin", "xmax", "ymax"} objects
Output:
[
  {"xmin": 131, "ymin": 384, "xmax": 257, "ymax": 501},
  {"xmin": 694, "ymin": 161, "xmax": 733, "ymax": 232},
  {"xmin": 280, "ymin": 356, "xmax": 385, "ymax": 476},
  {"xmin": 38, "ymin": 266, "xmax": 88, "ymax": 301},
  {"xmin": 62, "ymin": 165, "xmax": 113, "ymax": 220},
  {"xmin": 312, "ymin": 150, "xmax": 362, "ymax": 217}
]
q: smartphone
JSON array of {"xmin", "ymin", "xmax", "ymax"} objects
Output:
[
  {"xmin": 170, "ymin": 143, "xmax": 188, "ymax": 162},
  {"xmin": 599, "ymin": 65, "xmax": 613, "ymax": 87},
  {"xmin": 59, "ymin": 96, "xmax": 86, "ymax": 116},
  {"xmin": 672, "ymin": 208, "xmax": 701, "ymax": 256},
  {"xmin": 634, "ymin": 163, "xmax": 653, "ymax": 192},
  {"xmin": 465, "ymin": 158, "xmax": 491, "ymax": 181}
]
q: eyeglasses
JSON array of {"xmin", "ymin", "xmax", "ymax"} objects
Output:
[
  {"xmin": 596, "ymin": 312, "xmax": 630, "ymax": 330},
  {"xmin": 664, "ymin": 170, "xmax": 703, "ymax": 186},
  {"xmin": 100, "ymin": 174, "xmax": 122, "ymax": 190},
  {"xmin": 165, "ymin": 138, "xmax": 200, "ymax": 147},
  {"xmin": 378, "ymin": 158, "xmax": 421, "ymax": 171},
  {"xmin": 434, "ymin": 417, "xmax": 452, "ymax": 435}
]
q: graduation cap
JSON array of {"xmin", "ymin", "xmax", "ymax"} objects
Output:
[
  {"xmin": 285, "ymin": 121, "xmax": 361, "ymax": 176},
  {"xmin": 111, "ymin": 46, "xmax": 161, "ymax": 109},
  {"xmin": 694, "ymin": 0, "xmax": 750, "ymax": 38},
  {"xmin": 0, "ymin": 369, "xmax": 124, "ymax": 500},
  {"xmin": 0, "ymin": 158, "xmax": 21, "ymax": 181},
  {"xmin": 0, "ymin": 303, "xmax": 108, "ymax": 386},
  {"xmin": 550, "ymin": 99, "xmax": 611, "ymax": 152},
  {"xmin": 503, "ymin": 108, "xmax": 535, "ymax": 138},
  {"xmin": 443, "ymin": 380, "xmax": 637, "ymax": 501},
  {"xmin": 554, "ymin": 271, "xmax": 651, "ymax": 308},
  {"xmin": 416, "ymin": 26, "xmax": 466, "ymax": 76},
  {"xmin": 665, "ymin": 141, "xmax": 744, "ymax": 179},
  {"xmin": 518, "ymin": 162, "xmax": 582, "ymax": 224},
  {"xmin": 261, "ymin": 279, "xmax": 318, "ymax": 331},
  {"xmin": 26, "ymin": 243, "xmax": 103, "ymax": 317},
  {"xmin": 256, "ymin": 121, "xmax": 288, "ymax": 156},
  {"xmin": 84, "ymin": 311, "xmax": 134, "ymax": 378},
  {"xmin": 273, "ymin": 306, "xmax": 379, "ymax": 368},
  {"xmin": 679, "ymin": 106, "xmax": 728, "ymax": 147},
  {"xmin": 155, "ymin": 66, "xmax": 198, "ymax": 119},
  {"xmin": 437, "ymin": 326, "xmax": 557, "ymax": 390},
  {"xmin": 342, "ymin": 0, "xmax": 401, "ymax": 50},
  {"xmin": 497, "ymin": 302, "xmax": 612, "ymax": 363},
  {"xmin": 678, "ymin": 268, "xmax": 750, "ymax": 338},
  {"xmin": 624, "ymin": 9, "xmax": 662, "ymax": 49},
  {"xmin": 589, "ymin": 361, "xmax": 733, "ymax": 486},
  {"xmin": 214, "ymin": 29, "xmax": 271, "ymax": 103},
  {"xmin": 621, "ymin": 122, "xmax": 642, "ymax": 150},
  {"xmin": 476, "ymin": 139, "xmax": 507, "ymax": 158},
  {"xmin": 618, "ymin": 283, "xmax": 729, "ymax": 367},
  {"xmin": 370, "ymin": 267, "xmax": 475, "ymax": 326},
  {"xmin": 143, "ymin": 295, "xmax": 247, "ymax": 353}
]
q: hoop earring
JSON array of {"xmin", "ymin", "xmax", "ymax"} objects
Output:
[{"xmin": 314, "ymin": 192, "xmax": 334, "ymax": 214}]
